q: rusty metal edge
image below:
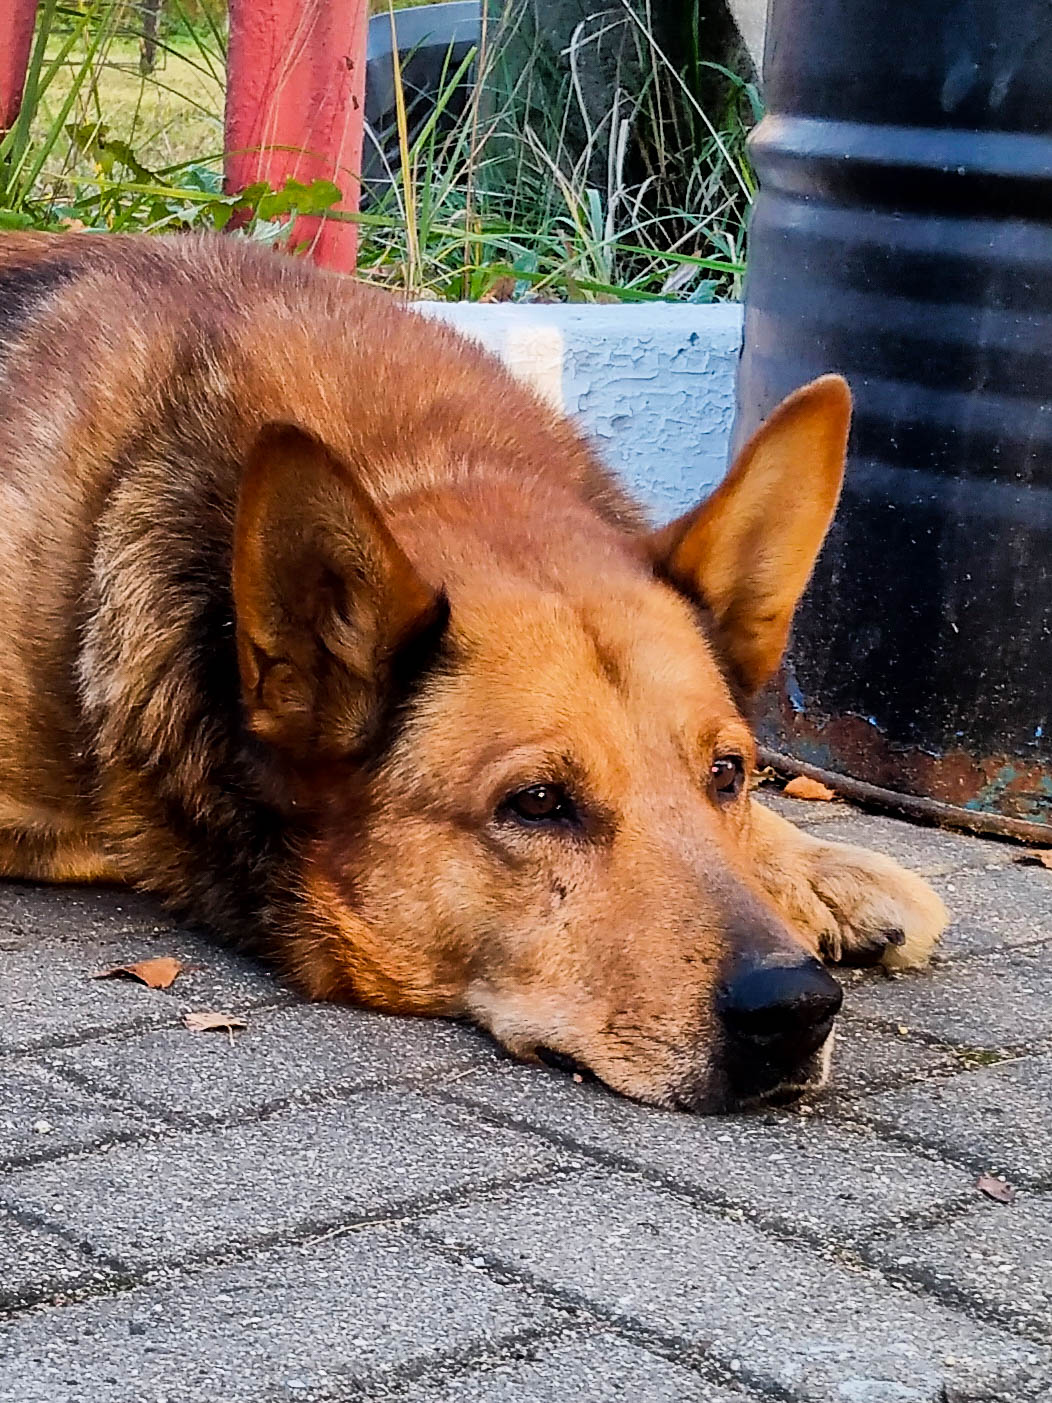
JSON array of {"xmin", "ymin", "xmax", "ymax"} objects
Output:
[{"xmin": 758, "ymin": 746, "xmax": 1052, "ymax": 847}]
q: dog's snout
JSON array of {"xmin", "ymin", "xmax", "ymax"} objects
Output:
[{"xmin": 719, "ymin": 956, "xmax": 842, "ymax": 1064}]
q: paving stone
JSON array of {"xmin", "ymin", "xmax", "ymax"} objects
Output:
[
  {"xmin": 805, "ymin": 812, "xmax": 1012, "ymax": 878},
  {"xmin": 753, "ymin": 789, "xmax": 851, "ymax": 826},
  {"xmin": 0, "ymin": 1227, "xmax": 552, "ymax": 1403},
  {"xmin": 827, "ymin": 1017, "xmax": 957, "ymax": 1096},
  {"xmin": 0, "ymin": 928, "xmax": 279, "ymax": 1054},
  {"xmin": 49, "ymin": 1003, "xmax": 494, "ymax": 1122},
  {"xmin": 0, "ymin": 1058, "xmax": 154, "ymax": 1168},
  {"xmin": 871, "ymin": 1193, "xmax": 1052, "ymax": 1342},
  {"xmin": 0, "ymin": 1213, "xmax": 116, "ymax": 1309},
  {"xmin": 3, "ymin": 1090, "xmax": 569, "ymax": 1268},
  {"xmin": 0, "ymin": 884, "xmax": 167, "ymax": 949},
  {"xmin": 857, "ymin": 1055, "xmax": 1052, "ymax": 1184},
  {"xmin": 847, "ymin": 944, "xmax": 1052, "ymax": 1051},
  {"xmin": 388, "ymin": 1333, "xmax": 754, "ymax": 1402},
  {"xmin": 931, "ymin": 864, "xmax": 1052, "ymax": 957},
  {"xmin": 451, "ymin": 1064, "xmax": 971, "ymax": 1239},
  {"xmin": 419, "ymin": 1171, "xmax": 1051, "ymax": 1403}
]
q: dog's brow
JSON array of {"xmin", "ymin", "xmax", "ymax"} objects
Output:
[{"xmin": 579, "ymin": 620, "xmax": 627, "ymax": 694}]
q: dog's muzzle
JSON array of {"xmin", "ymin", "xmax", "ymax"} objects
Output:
[{"xmin": 716, "ymin": 954, "xmax": 843, "ymax": 1105}]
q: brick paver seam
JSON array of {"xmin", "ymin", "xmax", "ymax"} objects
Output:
[{"xmin": 428, "ymin": 1088, "xmax": 1052, "ymax": 1348}]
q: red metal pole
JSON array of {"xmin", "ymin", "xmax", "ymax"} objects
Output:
[
  {"xmin": 225, "ymin": 0, "xmax": 369, "ymax": 273},
  {"xmin": 0, "ymin": 0, "xmax": 39, "ymax": 132}
]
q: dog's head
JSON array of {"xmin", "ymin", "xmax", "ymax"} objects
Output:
[{"xmin": 232, "ymin": 375, "xmax": 852, "ymax": 1111}]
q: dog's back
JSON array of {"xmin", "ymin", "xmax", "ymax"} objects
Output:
[{"xmin": 0, "ymin": 234, "xmax": 636, "ymax": 913}]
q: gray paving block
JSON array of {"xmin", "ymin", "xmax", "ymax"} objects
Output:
[
  {"xmin": 49, "ymin": 1002, "xmax": 494, "ymax": 1122},
  {"xmin": 450, "ymin": 1064, "xmax": 971, "ymax": 1239},
  {"xmin": 931, "ymin": 864, "xmax": 1052, "ymax": 957},
  {"xmin": 805, "ymin": 812, "xmax": 1012, "ymax": 879},
  {"xmin": 0, "ymin": 883, "xmax": 167, "ymax": 949},
  {"xmin": 873, "ymin": 1193, "xmax": 1052, "ymax": 1342},
  {"xmin": 847, "ymin": 944, "xmax": 1052, "ymax": 1051},
  {"xmin": 0, "ymin": 928, "xmax": 279, "ymax": 1054},
  {"xmin": 828, "ymin": 1017, "xmax": 957, "ymax": 1096},
  {"xmin": 389, "ymin": 1333, "xmax": 754, "ymax": 1402},
  {"xmin": 419, "ymin": 1172, "xmax": 1052, "ymax": 1403},
  {"xmin": 0, "ymin": 1227, "xmax": 552, "ymax": 1403},
  {"xmin": 752, "ymin": 788, "xmax": 850, "ymax": 826},
  {"xmin": 3, "ymin": 1090, "xmax": 569, "ymax": 1268},
  {"xmin": 0, "ymin": 1213, "xmax": 116, "ymax": 1308},
  {"xmin": 857, "ymin": 1055, "xmax": 1052, "ymax": 1184},
  {"xmin": 0, "ymin": 1057, "xmax": 154, "ymax": 1168}
]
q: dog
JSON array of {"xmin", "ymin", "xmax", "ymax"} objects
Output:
[{"xmin": 0, "ymin": 232, "xmax": 946, "ymax": 1111}]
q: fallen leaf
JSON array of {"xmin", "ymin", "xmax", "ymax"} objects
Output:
[
  {"xmin": 1014, "ymin": 849, "xmax": 1052, "ymax": 870},
  {"xmin": 92, "ymin": 956, "xmax": 183, "ymax": 990},
  {"xmin": 976, "ymin": 1173, "xmax": 1016, "ymax": 1204},
  {"xmin": 183, "ymin": 1010, "xmax": 247, "ymax": 1034},
  {"xmin": 784, "ymin": 775, "xmax": 837, "ymax": 802}
]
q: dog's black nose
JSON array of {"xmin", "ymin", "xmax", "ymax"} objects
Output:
[{"xmin": 719, "ymin": 956, "xmax": 843, "ymax": 1066}]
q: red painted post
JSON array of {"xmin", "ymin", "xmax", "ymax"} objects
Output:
[
  {"xmin": 225, "ymin": 0, "xmax": 369, "ymax": 273},
  {"xmin": 0, "ymin": 0, "xmax": 39, "ymax": 132}
]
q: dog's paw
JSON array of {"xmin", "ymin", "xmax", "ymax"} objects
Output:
[{"xmin": 805, "ymin": 839, "xmax": 948, "ymax": 970}]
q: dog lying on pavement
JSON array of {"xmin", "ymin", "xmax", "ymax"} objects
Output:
[{"xmin": 0, "ymin": 233, "xmax": 946, "ymax": 1110}]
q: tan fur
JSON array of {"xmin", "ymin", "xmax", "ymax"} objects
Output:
[{"xmin": 0, "ymin": 232, "xmax": 947, "ymax": 1111}]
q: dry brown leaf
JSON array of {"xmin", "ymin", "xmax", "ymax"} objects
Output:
[
  {"xmin": 1014, "ymin": 849, "xmax": 1052, "ymax": 870},
  {"xmin": 92, "ymin": 957, "xmax": 183, "ymax": 990},
  {"xmin": 183, "ymin": 1010, "xmax": 247, "ymax": 1034},
  {"xmin": 976, "ymin": 1173, "xmax": 1016, "ymax": 1204},
  {"xmin": 784, "ymin": 775, "xmax": 837, "ymax": 802}
]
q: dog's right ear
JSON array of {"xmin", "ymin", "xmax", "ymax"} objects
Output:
[
  {"xmin": 648, "ymin": 375, "xmax": 851, "ymax": 697},
  {"xmin": 232, "ymin": 424, "xmax": 446, "ymax": 760}
]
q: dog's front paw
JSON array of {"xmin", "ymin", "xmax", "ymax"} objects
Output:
[{"xmin": 806, "ymin": 839, "xmax": 947, "ymax": 971}]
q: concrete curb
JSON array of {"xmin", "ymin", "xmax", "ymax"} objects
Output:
[{"xmin": 417, "ymin": 301, "xmax": 744, "ymax": 522}]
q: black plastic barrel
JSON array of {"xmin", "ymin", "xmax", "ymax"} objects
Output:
[
  {"xmin": 734, "ymin": 0, "xmax": 1052, "ymax": 840},
  {"xmin": 363, "ymin": 2, "xmax": 480, "ymax": 201}
]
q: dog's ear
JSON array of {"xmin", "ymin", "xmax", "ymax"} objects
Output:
[
  {"xmin": 648, "ymin": 375, "xmax": 851, "ymax": 696},
  {"xmin": 233, "ymin": 424, "xmax": 446, "ymax": 759}
]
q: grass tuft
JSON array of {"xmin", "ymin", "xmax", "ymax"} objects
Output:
[{"xmin": 2, "ymin": 0, "xmax": 758, "ymax": 301}]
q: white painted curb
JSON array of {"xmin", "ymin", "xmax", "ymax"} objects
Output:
[{"xmin": 417, "ymin": 301, "xmax": 744, "ymax": 523}]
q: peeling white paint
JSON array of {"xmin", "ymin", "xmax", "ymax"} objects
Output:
[{"xmin": 417, "ymin": 301, "xmax": 744, "ymax": 523}]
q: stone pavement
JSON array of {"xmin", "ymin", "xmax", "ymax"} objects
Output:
[{"xmin": 2, "ymin": 791, "xmax": 1052, "ymax": 1403}]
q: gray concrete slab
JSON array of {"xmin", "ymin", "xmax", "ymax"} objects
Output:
[
  {"xmin": 752, "ymin": 788, "xmax": 851, "ymax": 826},
  {"xmin": 2, "ymin": 802, "xmax": 1050, "ymax": 1402},
  {"xmin": 48, "ymin": 1002, "xmax": 495, "ymax": 1123},
  {"xmin": 0, "ymin": 928, "xmax": 280, "ymax": 1054},
  {"xmin": 932, "ymin": 863, "xmax": 1052, "ymax": 957},
  {"xmin": 847, "ymin": 943, "xmax": 1052, "ymax": 1051},
  {"xmin": 0, "ymin": 1212, "xmax": 117, "ymax": 1309},
  {"xmin": 0, "ymin": 1227, "xmax": 554, "ymax": 1403},
  {"xmin": 0, "ymin": 884, "xmax": 168, "ymax": 948},
  {"xmin": 855, "ymin": 1054, "xmax": 1052, "ymax": 1184},
  {"xmin": 418, "ymin": 1171, "xmax": 1052, "ymax": 1403},
  {"xmin": 0, "ymin": 1057, "xmax": 157, "ymax": 1168},
  {"xmin": 447, "ymin": 1063, "xmax": 972, "ymax": 1240},
  {"xmin": 386, "ymin": 1332, "xmax": 756, "ymax": 1402},
  {"xmin": 804, "ymin": 812, "xmax": 1016, "ymax": 879},
  {"xmin": 826, "ymin": 1016, "xmax": 958, "ymax": 1096},
  {"xmin": 871, "ymin": 1193, "xmax": 1052, "ymax": 1342},
  {"xmin": 2, "ymin": 1091, "xmax": 571, "ymax": 1270}
]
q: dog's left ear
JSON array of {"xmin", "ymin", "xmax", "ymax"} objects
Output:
[{"xmin": 648, "ymin": 375, "xmax": 851, "ymax": 696}]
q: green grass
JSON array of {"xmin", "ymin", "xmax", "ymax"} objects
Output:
[
  {"xmin": 3, "ymin": 0, "xmax": 757, "ymax": 301},
  {"xmin": 34, "ymin": 32, "xmax": 223, "ymax": 175}
]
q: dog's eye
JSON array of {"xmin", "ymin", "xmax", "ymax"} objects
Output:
[
  {"xmin": 503, "ymin": 783, "xmax": 576, "ymax": 826},
  {"xmin": 710, "ymin": 755, "xmax": 745, "ymax": 803}
]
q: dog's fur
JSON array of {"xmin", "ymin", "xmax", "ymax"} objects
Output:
[{"xmin": 0, "ymin": 233, "xmax": 946, "ymax": 1110}]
